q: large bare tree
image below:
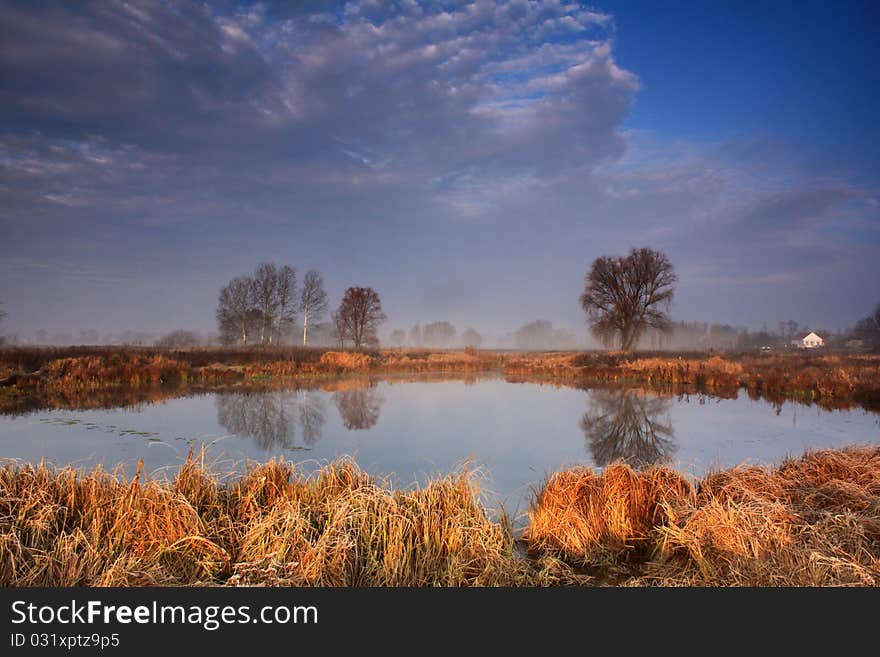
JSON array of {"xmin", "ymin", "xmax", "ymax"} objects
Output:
[
  {"xmin": 337, "ymin": 287, "xmax": 386, "ymax": 351},
  {"xmin": 580, "ymin": 247, "xmax": 676, "ymax": 351},
  {"xmin": 300, "ymin": 269, "xmax": 328, "ymax": 346},
  {"xmin": 216, "ymin": 275, "xmax": 256, "ymax": 345}
]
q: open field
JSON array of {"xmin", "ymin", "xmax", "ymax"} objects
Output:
[
  {"xmin": 1, "ymin": 346, "xmax": 879, "ymax": 410},
  {"xmin": 1, "ymin": 446, "xmax": 878, "ymax": 586}
]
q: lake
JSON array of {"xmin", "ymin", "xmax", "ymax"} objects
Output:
[{"xmin": 1, "ymin": 377, "xmax": 878, "ymax": 518}]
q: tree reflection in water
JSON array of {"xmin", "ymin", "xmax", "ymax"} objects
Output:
[
  {"xmin": 216, "ymin": 389, "xmax": 326, "ymax": 450},
  {"xmin": 332, "ymin": 385, "xmax": 384, "ymax": 430},
  {"xmin": 216, "ymin": 391, "xmax": 297, "ymax": 450},
  {"xmin": 298, "ymin": 389, "xmax": 326, "ymax": 446},
  {"xmin": 216, "ymin": 383, "xmax": 383, "ymax": 447},
  {"xmin": 581, "ymin": 389, "xmax": 677, "ymax": 468}
]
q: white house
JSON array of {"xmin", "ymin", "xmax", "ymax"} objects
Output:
[{"xmin": 792, "ymin": 331, "xmax": 825, "ymax": 349}]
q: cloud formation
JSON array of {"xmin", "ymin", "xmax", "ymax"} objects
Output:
[{"xmin": 0, "ymin": 1, "xmax": 877, "ymax": 338}]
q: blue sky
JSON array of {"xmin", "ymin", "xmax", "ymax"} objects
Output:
[{"xmin": 0, "ymin": 0, "xmax": 878, "ymax": 342}]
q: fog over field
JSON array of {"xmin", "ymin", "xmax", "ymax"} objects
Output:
[{"xmin": 1, "ymin": 1, "xmax": 878, "ymax": 343}]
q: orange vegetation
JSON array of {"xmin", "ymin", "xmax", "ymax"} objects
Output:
[{"xmin": 527, "ymin": 445, "xmax": 880, "ymax": 585}]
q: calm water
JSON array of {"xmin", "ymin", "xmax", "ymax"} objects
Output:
[{"xmin": 1, "ymin": 378, "xmax": 878, "ymax": 516}]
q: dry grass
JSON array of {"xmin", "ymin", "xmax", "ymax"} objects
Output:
[
  {"xmin": 507, "ymin": 351, "xmax": 880, "ymax": 407},
  {"xmin": 3, "ymin": 446, "xmax": 878, "ymax": 586},
  {"xmin": 527, "ymin": 446, "xmax": 880, "ymax": 586},
  {"xmin": 0, "ymin": 347, "xmax": 504, "ymax": 393},
  {"xmin": 0, "ymin": 453, "xmax": 528, "ymax": 587},
  {"xmin": 3, "ymin": 347, "xmax": 878, "ymax": 409},
  {"xmin": 527, "ymin": 466, "xmax": 693, "ymax": 566}
]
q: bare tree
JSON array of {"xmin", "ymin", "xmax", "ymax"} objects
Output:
[
  {"xmin": 330, "ymin": 311, "xmax": 346, "ymax": 349},
  {"xmin": 409, "ymin": 324, "xmax": 422, "ymax": 347},
  {"xmin": 389, "ymin": 329, "xmax": 406, "ymax": 346},
  {"xmin": 460, "ymin": 328, "xmax": 482, "ymax": 348},
  {"xmin": 300, "ymin": 269, "xmax": 328, "ymax": 346},
  {"xmin": 0, "ymin": 300, "xmax": 7, "ymax": 345},
  {"xmin": 217, "ymin": 276, "xmax": 256, "ymax": 345},
  {"xmin": 253, "ymin": 263, "xmax": 280, "ymax": 345},
  {"xmin": 851, "ymin": 301, "xmax": 880, "ymax": 349},
  {"xmin": 275, "ymin": 265, "xmax": 297, "ymax": 345},
  {"xmin": 580, "ymin": 247, "xmax": 677, "ymax": 351},
  {"xmin": 337, "ymin": 287, "xmax": 386, "ymax": 351}
]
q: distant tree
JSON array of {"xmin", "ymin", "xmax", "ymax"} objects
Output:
[
  {"xmin": 217, "ymin": 275, "xmax": 256, "ymax": 345},
  {"xmin": 155, "ymin": 329, "xmax": 201, "ymax": 348},
  {"xmin": 460, "ymin": 328, "xmax": 482, "ymax": 348},
  {"xmin": 409, "ymin": 324, "xmax": 422, "ymax": 347},
  {"xmin": 0, "ymin": 300, "xmax": 7, "ymax": 345},
  {"xmin": 78, "ymin": 329, "xmax": 100, "ymax": 345},
  {"xmin": 253, "ymin": 263, "xmax": 280, "ymax": 345},
  {"xmin": 553, "ymin": 327, "xmax": 578, "ymax": 349},
  {"xmin": 389, "ymin": 329, "xmax": 406, "ymax": 347},
  {"xmin": 580, "ymin": 247, "xmax": 677, "ymax": 351},
  {"xmin": 851, "ymin": 302, "xmax": 880, "ymax": 348},
  {"xmin": 274, "ymin": 264, "xmax": 298, "ymax": 345},
  {"xmin": 337, "ymin": 287, "xmax": 386, "ymax": 351},
  {"xmin": 515, "ymin": 320, "xmax": 554, "ymax": 350},
  {"xmin": 423, "ymin": 321, "xmax": 456, "ymax": 348},
  {"xmin": 332, "ymin": 310, "xmax": 348, "ymax": 350},
  {"xmin": 300, "ymin": 269, "xmax": 328, "ymax": 346}
]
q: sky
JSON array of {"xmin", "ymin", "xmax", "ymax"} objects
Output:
[{"xmin": 1, "ymin": 0, "xmax": 878, "ymax": 342}]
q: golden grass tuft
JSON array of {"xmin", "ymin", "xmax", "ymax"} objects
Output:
[
  {"xmin": 526, "ymin": 465, "xmax": 693, "ymax": 565},
  {"xmin": 527, "ymin": 446, "xmax": 880, "ymax": 586},
  {"xmin": 0, "ymin": 453, "xmax": 528, "ymax": 587},
  {"xmin": 2, "ymin": 445, "xmax": 879, "ymax": 586},
  {"xmin": 318, "ymin": 351, "xmax": 375, "ymax": 371}
]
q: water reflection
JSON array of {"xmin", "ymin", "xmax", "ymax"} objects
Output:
[
  {"xmin": 215, "ymin": 383, "xmax": 385, "ymax": 448},
  {"xmin": 298, "ymin": 390, "xmax": 327, "ymax": 446},
  {"xmin": 216, "ymin": 391, "xmax": 302, "ymax": 450},
  {"xmin": 332, "ymin": 385, "xmax": 385, "ymax": 430},
  {"xmin": 581, "ymin": 389, "xmax": 677, "ymax": 468}
]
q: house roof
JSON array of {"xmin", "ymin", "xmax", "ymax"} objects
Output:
[{"xmin": 795, "ymin": 331, "xmax": 823, "ymax": 341}]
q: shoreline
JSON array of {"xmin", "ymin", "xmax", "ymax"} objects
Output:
[{"xmin": 2, "ymin": 346, "xmax": 879, "ymax": 414}]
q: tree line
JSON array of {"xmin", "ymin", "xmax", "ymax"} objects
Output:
[{"xmin": 216, "ymin": 264, "xmax": 386, "ymax": 350}]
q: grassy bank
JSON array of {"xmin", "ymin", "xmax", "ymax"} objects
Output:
[
  {"xmin": 2, "ymin": 346, "xmax": 879, "ymax": 410},
  {"xmin": 2, "ymin": 446, "xmax": 878, "ymax": 586},
  {"xmin": 528, "ymin": 445, "xmax": 880, "ymax": 585},
  {"xmin": 506, "ymin": 351, "xmax": 880, "ymax": 408},
  {"xmin": 0, "ymin": 346, "xmax": 504, "ymax": 389}
]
